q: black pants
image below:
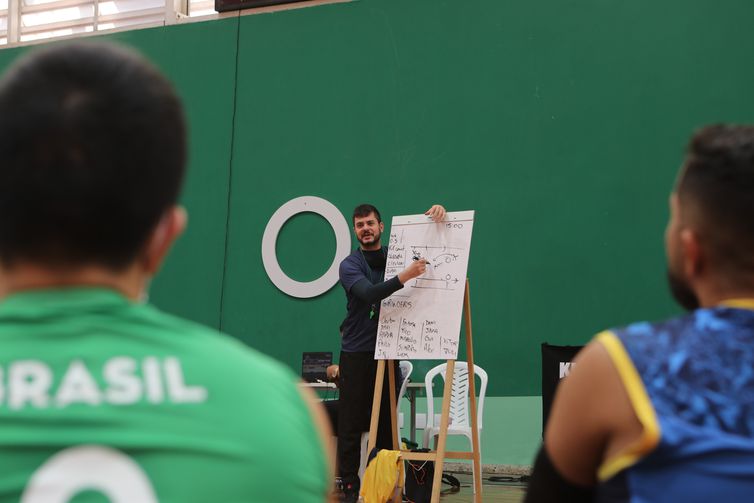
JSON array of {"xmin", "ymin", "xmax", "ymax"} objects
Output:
[{"xmin": 337, "ymin": 352, "xmax": 399, "ymax": 483}]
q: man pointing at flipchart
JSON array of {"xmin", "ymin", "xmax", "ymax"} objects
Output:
[{"xmin": 335, "ymin": 203, "xmax": 445, "ymax": 503}]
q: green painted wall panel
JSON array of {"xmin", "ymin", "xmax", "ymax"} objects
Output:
[
  {"xmin": 107, "ymin": 20, "xmax": 239, "ymax": 329},
  {"xmin": 0, "ymin": 20, "xmax": 239, "ymax": 329}
]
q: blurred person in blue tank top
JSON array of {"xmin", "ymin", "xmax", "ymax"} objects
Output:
[{"xmin": 526, "ymin": 125, "xmax": 754, "ymax": 503}]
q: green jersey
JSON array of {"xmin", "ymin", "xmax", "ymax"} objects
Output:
[{"xmin": 0, "ymin": 288, "xmax": 327, "ymax": 503}]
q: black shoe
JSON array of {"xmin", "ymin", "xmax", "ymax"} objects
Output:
[
  {"xmin": 339, "ymin": 481, "xmax": 359, "ymax": 503},
  {"xmin": 333, "ymin": 477, "xmax": 344, "ymax": 499}
]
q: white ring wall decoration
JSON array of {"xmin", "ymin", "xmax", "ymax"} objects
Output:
[{"xmin": 262, "ymin": 196, "xmax": 351, "ymax": 298}]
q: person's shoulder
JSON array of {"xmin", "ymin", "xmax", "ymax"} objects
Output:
[
  {"xmin": 602, "ymin": 312, "xmax": 696, "ymax": 351},
  {"xmin": 137, "ymin": 304, "xmax": 291, "ymax": 374},
  {"xmin": 339, "ymin": 248, "xmax": 362, "ymax": 272},
  {"xmin": 134, "ymin": 303, "xmax": 227, "ymax": 341},
  {"xmin": 340, "ymin": 248, "xmax": 360, "ymax": 264},
  {"xmin": 109, "ymin": 307, "xmax": 327, "ymax": 497}
]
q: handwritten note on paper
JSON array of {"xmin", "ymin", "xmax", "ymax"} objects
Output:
[{"xmin": 375, "ymin": 210, "xmax": 474, "ymax": 360}]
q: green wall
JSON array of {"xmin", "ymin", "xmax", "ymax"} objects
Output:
[
  {"xmin": 221, "ymin": 0, "xmax": 754, "ymax": 396},
  {"xmin": 2, "ymin": 0, "xmax": 754, "ymax": 465},
  {"xmin": 0, "ymin": 20, "xmax": 239, "ymax": 330}
]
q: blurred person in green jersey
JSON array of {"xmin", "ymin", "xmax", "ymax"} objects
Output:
[{"xmin": 0, "ymin": 42, "xmax": 331, "ymax": 502}]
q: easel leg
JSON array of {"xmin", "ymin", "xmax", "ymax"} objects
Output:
[
  {"xmin": 388, "ymin": 361, "xmax": 404, "ymax": 503},
  {"xmin": 369, "ymin": 360, "xmax": 404, "ymax": 502},
  {"xmin": 464, "ymin": 280, "xmax": 483, "ymax": 501},
  {"xmin": 388, "ymin": 361, "xmax": 399, "ymax": 450},
  {"xmin": 430, "ymin": 359, "xmax": 455, "ymax": 503},
  {"xmin": 367, "ymin": 360, "xmax": 386, "ymax": 454}
]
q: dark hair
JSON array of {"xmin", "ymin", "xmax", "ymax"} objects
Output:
[
  {"xmin": 678, "ymin": 124, "xmax": 754, "ymax": 272},
  {"xmin": 352, "ymin": 204, "xmax": 381, "ymax": 224},
  {"xmin": 0, "ymin": 42, "xmax": 186, "ymax": 269}
]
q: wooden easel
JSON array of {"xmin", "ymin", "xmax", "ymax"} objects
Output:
[{"xmin": 366, "ymin": 279, "xmax": 482, "ymax": 503}]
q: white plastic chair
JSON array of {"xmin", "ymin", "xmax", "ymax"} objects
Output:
[
  {"xmin": 358, "ymin": 361, "xmax": 413, "ymax": 479},
  {"xmin": 422, "ymin": 362, "xmax": 488, "ymax": 493}
]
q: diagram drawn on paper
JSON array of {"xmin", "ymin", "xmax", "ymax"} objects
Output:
[{"xmin": 375, "ymin": 210, "xmax": 474, "ymax": 360}]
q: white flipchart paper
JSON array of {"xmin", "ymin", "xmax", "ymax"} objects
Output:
[{"xmin": 374, "ymin": 210, "xmax": 474, "ymax": 360}]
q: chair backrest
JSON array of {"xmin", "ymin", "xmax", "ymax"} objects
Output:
[
  {"xmin": 398, "ymin": 360, "xmax": 413, "ymax": 401},
  {"xmin": 396, "ymin": 361, "xmax": 413, "ymax": 429},
  {"xmin": 424, "ymin": 362, "xmax": 488, "ymax": 430}
]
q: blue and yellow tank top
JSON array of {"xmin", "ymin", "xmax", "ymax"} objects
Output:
[{"xmin": 596, "ymin": 301, "xmax": 754, "ymax": 503}]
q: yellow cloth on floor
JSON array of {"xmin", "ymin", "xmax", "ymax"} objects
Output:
[{"xmin": 360, "ymin": 449, "xmax": 402, "ymax": 503}]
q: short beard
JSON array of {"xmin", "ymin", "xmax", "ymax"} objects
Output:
[
  {"xmin": 666, "ymin": 268, "xmax": 700, "ymax": 311},
  {"xmin": 358, "ymin": 231, "xmax": 381, "ymax": 248}
]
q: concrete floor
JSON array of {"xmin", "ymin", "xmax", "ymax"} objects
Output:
[
  {"xmin": 347, "ymin": 469, "xmax": 529, "ymax": 502},
  {"xmin": 435, "ymin": 471, "xmax": 527, "ymax": 503}
]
